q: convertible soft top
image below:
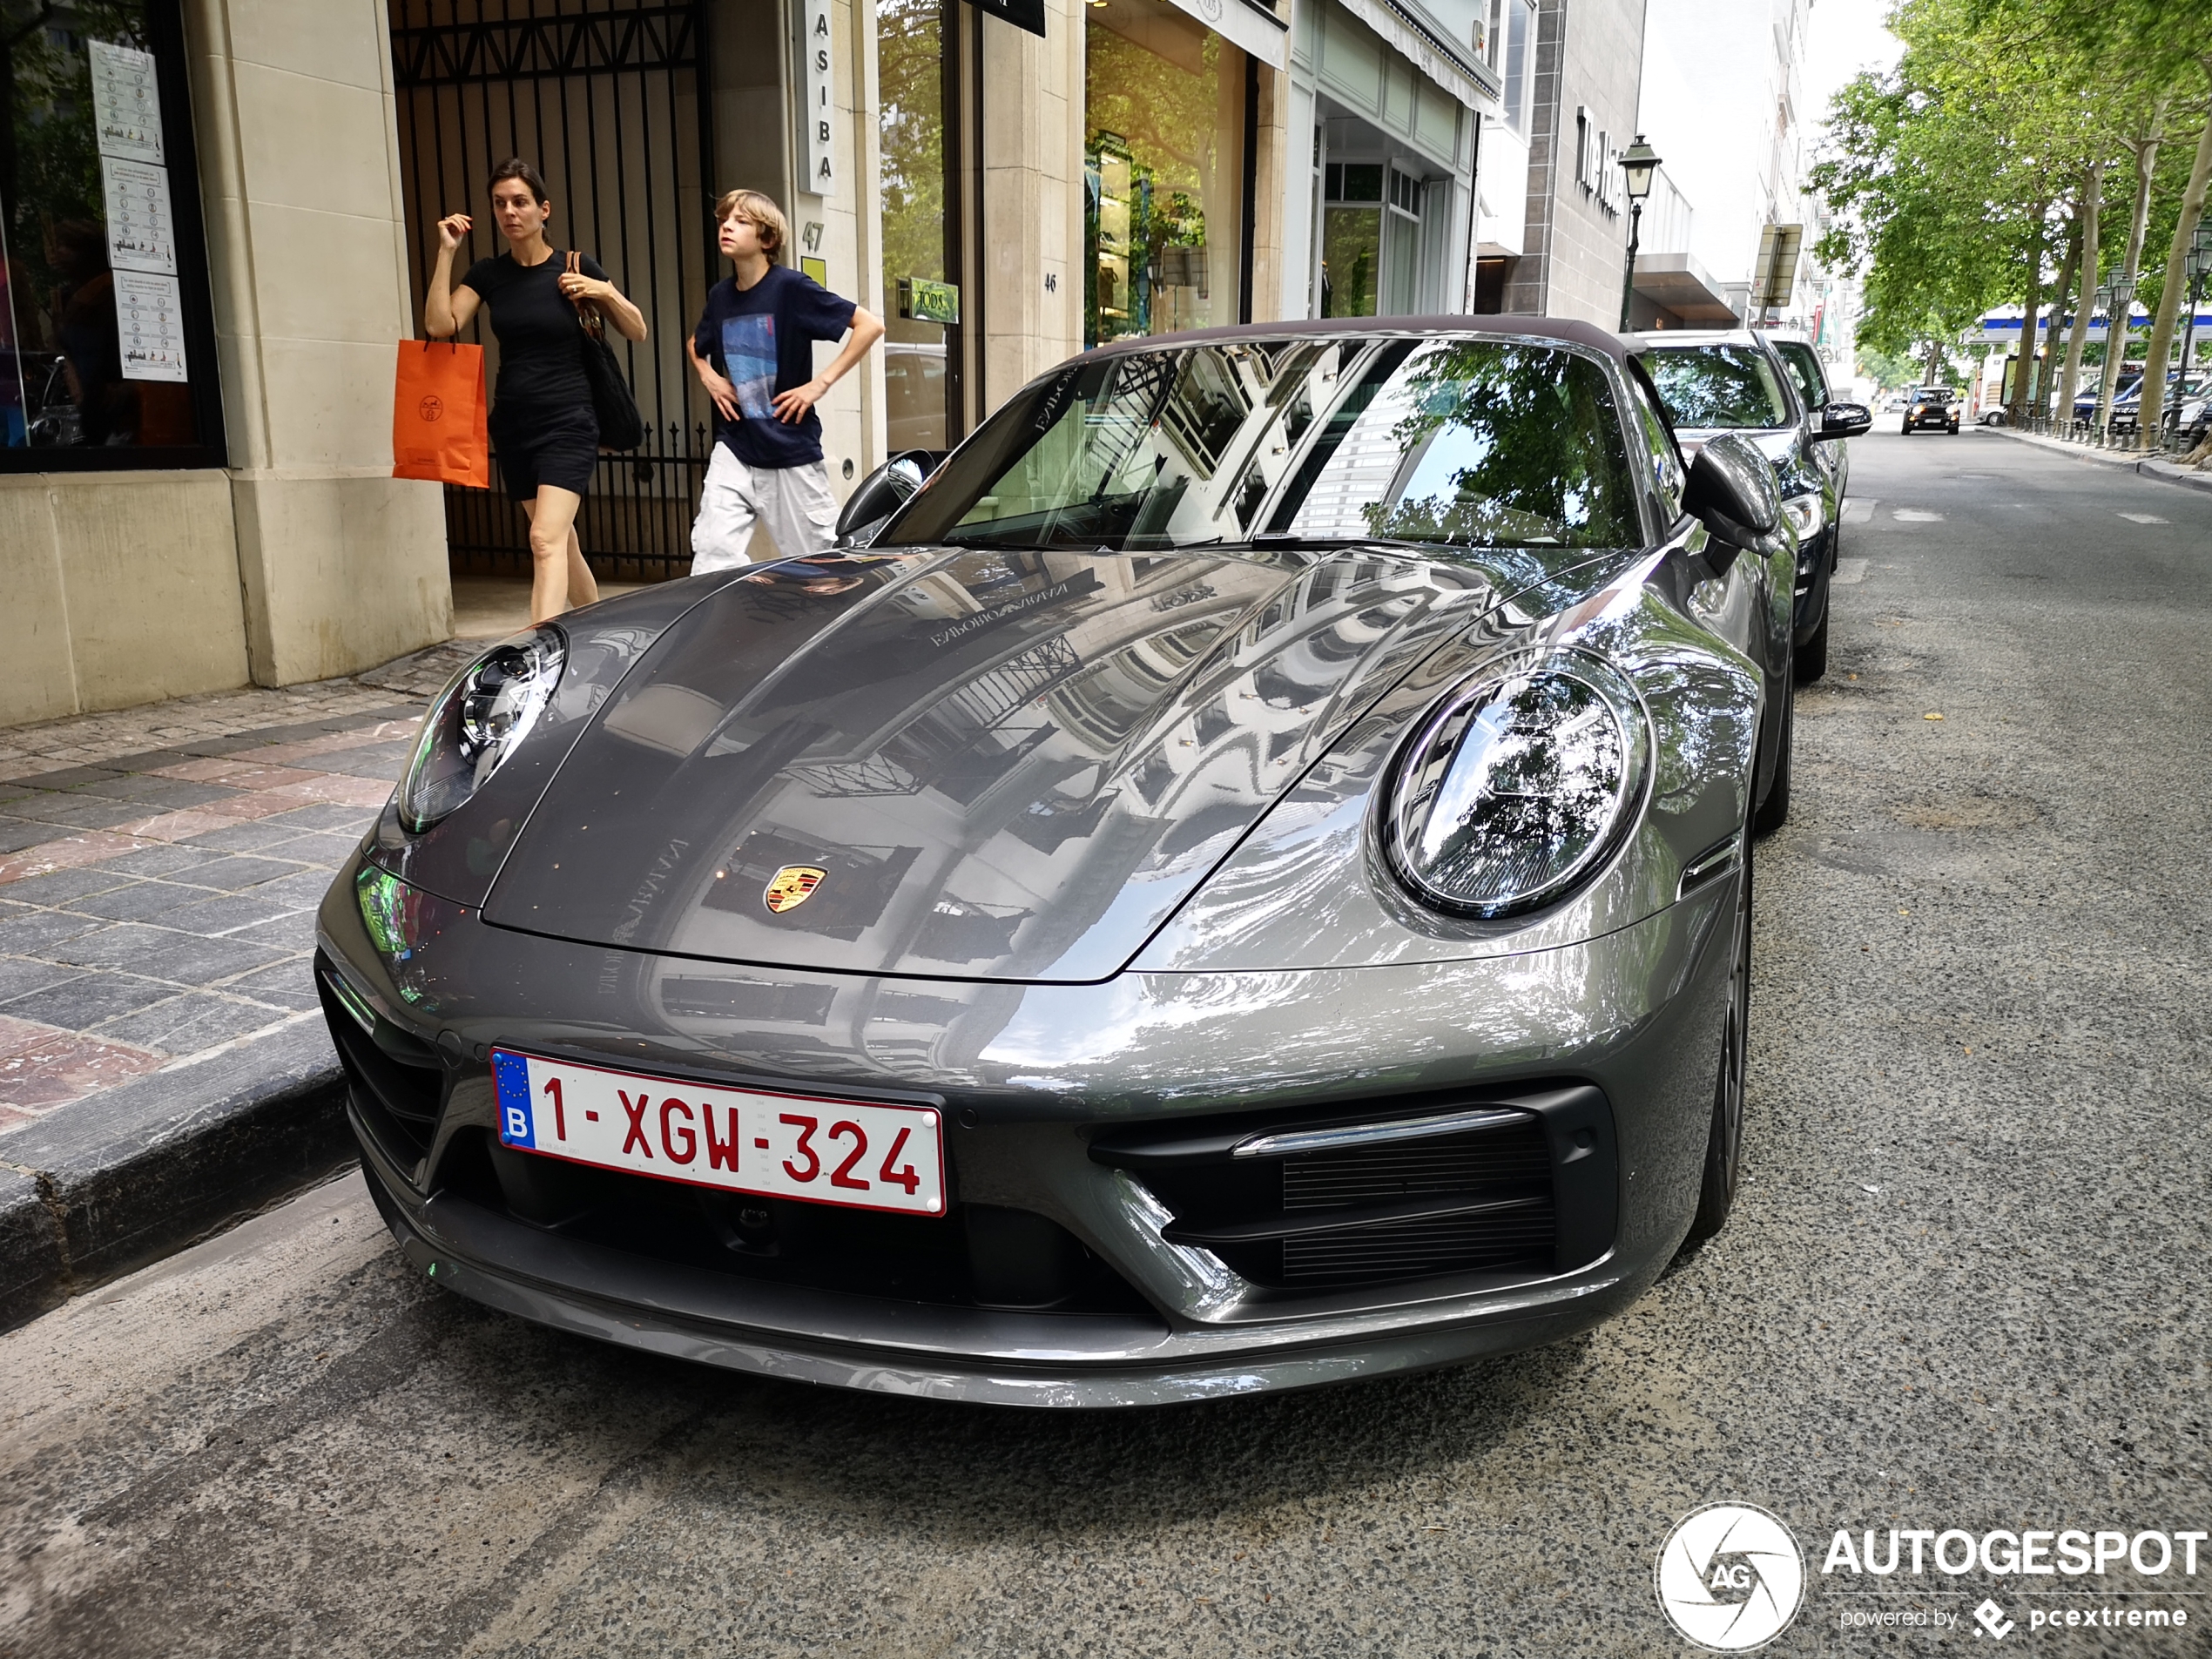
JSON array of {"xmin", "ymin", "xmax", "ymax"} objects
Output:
[{"xmin": 1073, "ymin": 313, "xmax": 1635, "ymax": 367}]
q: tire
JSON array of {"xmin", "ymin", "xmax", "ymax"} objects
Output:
[
  {"xmin": 1752, "ymin": 674, "xmax": 1793, "ymax": 836},
  {"xmin": 1899, "ymin": 422, "xmax": 1912, "ymax": 435},
  {"xmin": 1684, "ymin": 835, "xmax": 1751, "ymax": 1246},
  {"xmin": 1948, "ymin": 421, "xmax": 1959, "ymax": 435}
]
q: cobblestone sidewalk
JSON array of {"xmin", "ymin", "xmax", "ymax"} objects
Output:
[{"xmin": 0, "ymin": 642, "xmax": 480, "ymax": 1132}]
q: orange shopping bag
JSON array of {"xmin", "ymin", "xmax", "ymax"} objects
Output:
[{"xmin": 392, "ymin": 340, "xmax": 489, "ymax": 489}]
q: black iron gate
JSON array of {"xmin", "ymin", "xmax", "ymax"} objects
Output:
[{"xmin": 392, "ymin": 0, "xmax": 718, "ymax": 580}]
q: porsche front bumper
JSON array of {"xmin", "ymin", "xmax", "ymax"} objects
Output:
[{"xmin": 319, "ymin": 847, "xmax": 1737, "ymax": 1406}]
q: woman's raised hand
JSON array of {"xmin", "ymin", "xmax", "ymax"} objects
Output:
[{"xmin": 435, "ymin": 213, "xmax": 473, "ymax": 253}]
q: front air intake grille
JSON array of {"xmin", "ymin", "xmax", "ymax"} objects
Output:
[
  {"xmin": 1091, "ymin": 1095, "xmax": 1591, "ymax": 1292},
  {"xmin": 315, "ymin": 955, "xmax": 445, "ymax": 1164},
  {"xmin": 1277, "ymin": 1128, "xmax": 1554, "ymax": 1285}
]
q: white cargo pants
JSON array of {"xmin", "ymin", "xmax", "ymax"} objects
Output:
[{"xmin": 690, "ymin": 446, "xmax": 840, "ymax": 572}]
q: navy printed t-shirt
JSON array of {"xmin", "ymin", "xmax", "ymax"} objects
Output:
[{"xmin": 692, "ymin": 265, "xmax": 858, "ymax": 468}]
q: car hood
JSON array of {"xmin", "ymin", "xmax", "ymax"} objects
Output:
[{"xmin": 482, "ymin": 544, "xmax": 1517, "ymax": 982}]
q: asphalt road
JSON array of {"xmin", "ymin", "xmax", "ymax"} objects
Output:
[{"xmin": 3, "ymin": 430, "xmax": 2209, "ymax": 1658}]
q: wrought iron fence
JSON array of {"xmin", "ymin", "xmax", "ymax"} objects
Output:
[{"xmin": 391, "ymin": 0, "xmax": 718, "ymax": 581}]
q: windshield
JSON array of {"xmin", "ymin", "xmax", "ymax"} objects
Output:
[
  {"xmin": 1774, "ymin": 341, "xmax": 1827, "ymax": 412},
  {"xmin": 1639, "ymin": 346, "xmax": 1792, "ymax": 429},
  {"xmin": 880, "ymin": 337, "xmax": 1644, "ymax": 554}
]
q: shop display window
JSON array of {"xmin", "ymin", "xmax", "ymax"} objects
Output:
[
  {"xmin": 1321, "ymin": 158, "xmax": 1426, "ymax": 318},
  {"xmin": 0, "ymin": 0, "xmax": 223, "ymax": 468},
  {"xmin": 1084, "ymin": 0, "xmax": 1244, "ymax": 349},
  {"xmin": 878, "ymin": 0, "xmax": 959, "ymax": 449}
]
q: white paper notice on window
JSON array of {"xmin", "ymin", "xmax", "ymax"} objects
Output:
[
  {"xmin": 116, "ymin": 271, "xmax": 189, "ymax": 382},
  {"xmin": 90, "ymin": 40, "xmax": 165, "ymax": 165},
  {"xmin": 102, "ymin": 157, "xmax": 177, "ymax": 275}
]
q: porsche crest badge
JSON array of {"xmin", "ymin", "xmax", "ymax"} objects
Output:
[{"xmin": 763, "ymin": 865, "xmax": 826, "ymax": 914}]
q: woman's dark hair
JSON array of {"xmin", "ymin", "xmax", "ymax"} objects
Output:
[{"xmin": 487, "ymin": 158, "xmax": 550, "ymax": 206}]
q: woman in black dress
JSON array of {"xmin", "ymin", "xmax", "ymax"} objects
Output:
[{"xmin": 424, "ymin": 159, "xmax": 647, "ymax": 622}]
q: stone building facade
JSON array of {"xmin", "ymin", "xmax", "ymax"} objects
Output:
[{"xmin": 3, "ymin": 0, "xmax": 1511, "ymax": 729}]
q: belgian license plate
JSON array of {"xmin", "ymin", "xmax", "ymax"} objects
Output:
[{"xmin": 490, "ymin": 1049, "xmax": 945, "ymax": 1217}]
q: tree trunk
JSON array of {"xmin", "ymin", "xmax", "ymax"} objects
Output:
[
  {"xmin": 2136, "ymin": 82, "xmax": 2212, "ymax": 449},
  {"xmin": 2099, "ymin": 106, "xmax": 2168, "ymax": 428},
  {"xmin": 2039, "ymin": 215, "xmax": 2082, "ymax": 416},
  {"xmin": 2059, "ymin": 159, "xmax": 2102, "ymax": 423},
  {"xmin": 2006, "ymin": 202, "xmax": 2050, "ymax": 424}
]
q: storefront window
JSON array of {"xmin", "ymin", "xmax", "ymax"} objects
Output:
[
  {"xmin": 877, "ymin": 0, "xmax": 957, "ymax": 450},
  {"xmin": 0, "ymin": 0, "xmax": 220, "ymax": 466},
  {"xmin": 1321, "ymin": 164, "xmax": 1379, "ymax": 318},
  {"xmin": 1321, "ymin": 160, "xmax": 1423, "ymax": 317},
  {"xmin": 1084, "ymin": 0, "xmax": 1244, "ymax": 348}
]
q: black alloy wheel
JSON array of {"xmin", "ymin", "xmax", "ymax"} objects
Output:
[
  {"xmin": 1685, "ymin": 834, "xmax": 1752, "ymax": 1244},
  {"xmin": 1752, "ymin": 674, "xmax": 1793, "ymax": 836}
]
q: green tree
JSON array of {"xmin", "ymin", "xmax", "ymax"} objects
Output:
[{"xmin": 1812, "ymin": 0, "xmax": 2145, "ymax": 415}]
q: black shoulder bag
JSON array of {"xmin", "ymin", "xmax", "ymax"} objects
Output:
[{"xmin": 566, "ymin": 252, "xmax": 645, "ymax": 452}]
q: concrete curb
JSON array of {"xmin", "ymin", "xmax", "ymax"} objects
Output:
[
  {"xmin": 0, "ymin": 1017, "xmax": 352, "ymax": 1328},
  {"xmin": 1986, "ymin": 423, "xmax": 2212, "ymax": 493}
]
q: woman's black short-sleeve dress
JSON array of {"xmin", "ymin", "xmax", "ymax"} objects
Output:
[{"xmin": 457, "ymin": 249, "xmax": 606, "ymax": 499}]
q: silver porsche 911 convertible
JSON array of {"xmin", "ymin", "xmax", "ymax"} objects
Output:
[{"xmin": 318, "ymin": 317, "xmax": 1798, "ymax": 1406}]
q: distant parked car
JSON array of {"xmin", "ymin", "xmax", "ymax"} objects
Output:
[
  {"xmin": 2074, "ymin": 373, "xmax": 2142, "ymax": 422},
  {"xmin": 2177, "ymin": 392, "xmax": 2210, "ymax": 449},
  {"xmin": 1902, "ymin": 388, "xmax": 1959, "ymax": 435},
  {"xmin": 2110, "ymin": 372, "xmax": 2209, "ymax": 435},
  {"xmin": 1979, "ymin": 407, "xmax": 2008, "ymax": 426},
  {"xmin": 1881, "ymin": 393, "xmax": 1909, "ymax": 413},
  {"xmin": 1763, "ymin": 329, "xmax": 1852, "ymax": 536},
  {"xmin": 1631, "ymin": 327, "xmax": 1871, "ymax": 682}
]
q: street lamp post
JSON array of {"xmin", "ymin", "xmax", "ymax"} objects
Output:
[
  {"xmin": 1617, "ymin": 136, "xmax": 1661, "ymax": 334},
  {"xmin": 2086, "ymin": 284, "xmax": 2112, "ymax": 434},
  {"xmin": 2098, "ymin": 273, "xmax": 2136, "ymax": 439},
  {"xmin": 2180, "ymin": 218, "xmax": 2212, "ymax": 442},
  {"xmin": 2178, "ymin": 240, "xmax": 2211, "ymax": 448}
]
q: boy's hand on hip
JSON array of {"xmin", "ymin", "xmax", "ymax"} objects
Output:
[
  {"xmin": 772, "ymin": 379, "xmax": 829, "ymax": 423},
  {"xmin": 698, "ymin": 366, "xmax": 739, "ymax": 423}
]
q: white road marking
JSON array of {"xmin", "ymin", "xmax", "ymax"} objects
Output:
[
  {"xmin": 1893, "ymin": 509, "xmax": 1945, "ymax": 522},
  {"xmin": 1832, "ymin": 558, "xmax": 1870, "ymax": 586},
  {"xmin": 2116, "ymin": 512, "xmax": 2168, "ymax": 524},
  {"xmin": 1842, "ymin": 499, "xmax": 1878, "ymax": 525}
]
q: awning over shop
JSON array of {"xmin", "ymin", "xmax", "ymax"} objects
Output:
[
  {"xmin": 1161, "ymin": 0, "xmax": 1289, "ymax": 69},
  {"xmin": 1331, "ymin": 0, "xmax": 1499, "ymax": 111},
  {"xmin": 1632, "ymin": 251, "xmax": 1737, "ymax": 324}
]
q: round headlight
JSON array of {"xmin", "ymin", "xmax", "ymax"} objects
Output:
[
  {"xmin": 399, "ymin": 627, "xmax": 566, "ymax": 832},
  {"xmin": 1383, "ymin": 653, "xmax": 1649, "ymax": 918}
]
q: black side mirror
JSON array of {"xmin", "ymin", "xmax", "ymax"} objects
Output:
[
  {"xmin": 1683, "ymin": 432, "xmax": 1784, "ymax": 553},
  {"xmin": 833, "ymin": 449, "xmax": 943, "ymax": 546},
  {"xmin": 1815, "ymin": 401, "xmax": 1872, "ymax": 442}
]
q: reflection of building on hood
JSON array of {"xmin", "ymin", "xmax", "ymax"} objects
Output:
[{"xmin": 740, "ymin": 570, "xmax": 866, "ymax": 597}]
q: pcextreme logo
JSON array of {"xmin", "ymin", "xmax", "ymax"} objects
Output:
[{"xmin": 1656, "ymin": 1502, "xmax": 1806, "ymax": 1650}]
